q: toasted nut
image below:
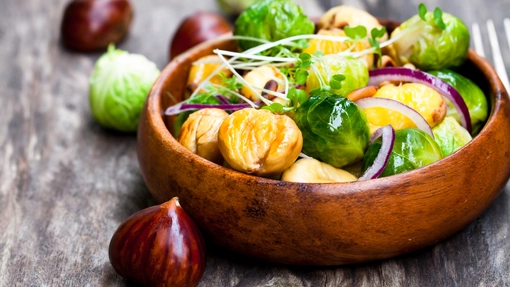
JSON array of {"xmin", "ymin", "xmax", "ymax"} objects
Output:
[
  {"xmin": 178, "ymin": 108, "xmax": 229, "ymax": 164},
  {"xmin": 187, "ymin": 55, "xmax": 232, "ymax": 94},
  {"xmin": 261, "ymin": 80, "xmax": 278, "ymax": 99},
  {"xmin": 403, "ymin": 63, "xmax": 417, "ymax": 70},
  {"xmin": 241, "ymin": 66, "xmax": 284, "ymax": 102},
  {"xmin": 218, "ymin": 108, "xmax": 303, "ymax": 176},
  {"xmin": 282, "ymin": 158, "xmax": 357, "ymax": 183},
  {"xmin": 319, "ymin": 6, "xmax": 388, "ymax": 41},
  {"xmin": 378, "ymin": 55, "xmax": 397, "ymax": 68},
  {"xmin": 346, "ymin": 86, "xmax": 378, "ymax": 102}
]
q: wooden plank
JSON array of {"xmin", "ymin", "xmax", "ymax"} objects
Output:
[{"xmin": 0, "ymin": 0, "xmax": 508, "ymax": 286}]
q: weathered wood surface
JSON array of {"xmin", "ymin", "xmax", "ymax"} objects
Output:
[{"xmin": 0, "ymin": 0, "xmax": 509, "ymax": 286}]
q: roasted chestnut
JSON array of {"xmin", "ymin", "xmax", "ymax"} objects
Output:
[
  {"xmin": 61, "ymin": 0, "xmax": 133, "ymax": 52},
  {"xmin": 170, "ymin": 11, "xmax": 231, "ymax": 60},
  {"xmin": 109, "ymin": 197, "xmax": 206, "ymax": 287}
]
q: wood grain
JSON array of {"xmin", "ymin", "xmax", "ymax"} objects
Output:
[{"xmin": 0, "ymin": 0, "xmax": 509, "ymax": 286}]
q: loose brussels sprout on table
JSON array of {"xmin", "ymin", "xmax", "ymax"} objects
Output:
[
  {"xmin": 163, "ymin": 0, "xmax": 487, "ymax": 183},
  {"xmin": 90, "ymin": 45, "xmax": 160, "ymax": 132}
]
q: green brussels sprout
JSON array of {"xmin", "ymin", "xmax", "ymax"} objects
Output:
[
  {"xmin": 89, "ymin": 45, "xmax": 160, "ymax": 132},
  {"xmin": 432, "ymin": 116, "xmax": 472, "ymax": 157},
  {"xmin": 172, "ymin": 93, "xmax": 222, "ymax": 137},
  {"xmin": 217, "ymin": 0, "xmax": 258, "ymax": 16},
  {"xmin": 306, "ymin": 55, "xmax": 369, "ymax": 96},
  {"xmin": 293, "ymin": 91, "xmax": 370, "ymax": 168},
  {"xmin": 428, "ymin": 69, "xmax": 488, "ymax": 135},
  {"xmin": 390, "ymin": 12, "xmax": 470, "ymax": 70},
  {"xmin": 362, "ymin": 128, "xmax": 443, "ymax": 177},
  {"xmin": 233, "ymin": 0, "xmax": 315, "ymax": 51}
]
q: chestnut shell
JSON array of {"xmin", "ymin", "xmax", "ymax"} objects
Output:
[
  {"xmin": 109, "ymin": 198, "xmax": 206, "ymax": 287},
  {"xmin": 169, "ymin": 11, "xmax": 231, "ymax": 60},
  {"xmin": 61, "ymin": 0, "xmax": 133, "ymax": 52}
]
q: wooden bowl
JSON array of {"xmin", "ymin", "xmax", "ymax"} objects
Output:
[{"xmin": 137, "ymin": 21, "xmax": 510, "ymax": 265}]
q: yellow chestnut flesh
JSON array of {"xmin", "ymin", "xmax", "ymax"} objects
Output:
[
  {"xmin": 363, "ymin": 83, "xmax": 447, "ymax": 133},
  {"xmin": 303, "ymin": 29, "xmax": 374, "ymax": 69},
  {"xmin": 282, "ymin": 158, "xmax": 357, "ymax": 183},
  {"xmin": 178, "ymin": 108, "xmax": 229, "ymax": 164},
  {"xmin": 218, "ymin": 108, "xmax": 303, "ymax": 176},
  {"xmin": 187, "ymin": 55, "xmax": 233, "ymax": 94},
  {"xmin": 241, "ymin": 66, "xmax": 284, "ymax": 102}
]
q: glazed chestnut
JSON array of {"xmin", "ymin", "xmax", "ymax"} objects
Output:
[
  {"xmin": 61, "ymin": 0, "xmax": 133, "ymax": 52},
  {"xmin": 109, "ymin": 197, "xmax": 206, "ymax": 287},
  {"xmin": 170, "ymin": 11, "xmax": 231, "ymax": 60}
]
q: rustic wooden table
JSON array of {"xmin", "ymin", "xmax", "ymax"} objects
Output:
[{"xmin": 1, "ymin": 0, "xmax": 510, "ymax": 286}]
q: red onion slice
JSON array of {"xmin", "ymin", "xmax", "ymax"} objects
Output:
[
  {"xmin": 368, "ymin": 67, "xmax": 472, "ymax": 133},
  {"xmin": 355, "ymin": 97, "xmax": 434, "ymax": 138},
  {"xmin": 359, "ymin": 125, "xmax": 395, "ymax": 180},
  {"xmin": 165, "ymin": 102, "xmax": 255, "ymax": 116}
]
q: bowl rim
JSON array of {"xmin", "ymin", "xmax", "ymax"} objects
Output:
[{"xmin": 145, "ymin": 30, "xmax": 509, "ymax": 193}]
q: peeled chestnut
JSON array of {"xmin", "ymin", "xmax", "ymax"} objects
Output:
[
  {"xmin": 170, "ymin": 11, "xmax": 232, "ymax": 60},
  {"xmin": 61, "ymin": 0, "xmax": 133, "ymax": 52},
  {"xmin": 109, "ymin": 197, "xmax": 206, "ymax": 287}
]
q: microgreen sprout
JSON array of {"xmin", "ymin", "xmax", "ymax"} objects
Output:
[{"xmin": 344, "ymin": 25, "xmax": 368, "ymax": 40}]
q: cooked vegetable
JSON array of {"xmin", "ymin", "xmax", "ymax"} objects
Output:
[
  {"xmin": 282, "ymin": 158, "xmax": 357, "ymax": 183},
  {"xmin": 178, "ymin": 108, "xmax": 229, "ymax": 164},
  {"xmin": 233, "ymin": 0, "xmax": 315, "ymax": 51},
  {"xmin": 390, "ymin": 8, "xmax": 470, "ymax": 70},
  {"xmin": 428, "ymin": 69, "xmax": 488, "ymax": 135},
  {"xmin": 432, "ymin": 116, "xmax": 472, "ymax": 156},
  {"xmin": 359, "ymin": 125, "xmax": 395, "ymax": 180},
  {"xmin": 293, "ymin": 92, "xmax": 370, "ymax": 168},
  {"xmin": 361, "ymin": 83, "xmax": 445, "ymax": 134},
  {"xmin": 362, "ymin": 128, "xmax": 443, "ymax": 177},
  {"xmin": 306, "ymin": 55, "xmax": 369, "ymax": 96},
  {"xmin": 218, "ymin": 108, "xmax": 303, "ymax": 176},
  {"xmin": 89, "ymin": 45, "xmax": 160, "ymax": 132},
  {"xmin": 368, "ymin": 67, "xmax": 472, "ymax": 132}
]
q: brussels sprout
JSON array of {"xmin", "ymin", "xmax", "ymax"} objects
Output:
[
  {"xmin": 89, "ymin": 45, "xmax": 160, "ymax": 132},
  {"xmin": 172, "ymin": 93, "xmax": 222, "ymax": 137},
  {"xmin": 306, "ymin": 55, "xmax": 369, "ymax": 96},
  {"xmin": 217, "ymin": 0, "xmax": 258, "ymax": 16},
  {"xmin": 362, "ymin": 128, "xmax": 443, "ymax": 177},
  {"xmin": 428, "ymin": 69, "xmax": 488, "ymax": 135},
  {"xmin": 432, "ymin": 116, "xmax": 472, "ymax": 157},
  {"xmin": 293, "ymin": 91, "xmax": 370, "ymax": 168},
  {"xmin": 390, "ymin": 11, "xmax": 470, "ymax": 70},
  {"xmin": 233, "ymin": 0, "xmax": 315, "ymax": 51}
]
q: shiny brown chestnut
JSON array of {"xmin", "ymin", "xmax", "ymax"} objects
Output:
[
  {"xmin": 109, "ymin": 197, "xmax": 206, "ymax": 287},
  {"xmin": 61, "ymin": 0, "xmax": 133, "ymax": 52},
  {"xmin": 169, "ymin": 11, "xmax": 231, "ymax": 60}
]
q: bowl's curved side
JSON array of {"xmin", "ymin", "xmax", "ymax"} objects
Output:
[{"xmin": 138, "ymin": 39, "xmax": 510, "ymax": 265}]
